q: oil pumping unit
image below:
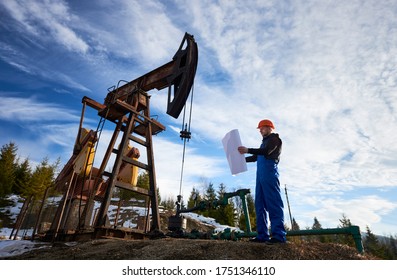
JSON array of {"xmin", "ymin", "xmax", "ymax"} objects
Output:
[{"xmin": 42, "ymin": 33, "xmax": 198, "ymax": 241}]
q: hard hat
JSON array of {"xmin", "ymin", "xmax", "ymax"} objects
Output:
[{"xmin": 257, "ymin": 119, "xmax": 275, "ymax": 129}]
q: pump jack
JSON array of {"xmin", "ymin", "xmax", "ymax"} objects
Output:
[{"xmin": 43, "ymin": 33, "xmax": 198, "ymax": 241}]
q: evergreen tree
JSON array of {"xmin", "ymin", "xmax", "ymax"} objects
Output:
[
  {"xmin": 187, "ymin": 187, "xmax": 201, "ymax": 209},
  {"xmin": 312, "ymin": 217, "xmax": 322, "ymax": 229},
  {"xmin": 26, "ymin": 157, "xmax": 59, "ymax": 199},
  {"xmin": 311, "ymin": 217, "xmax": 329, "ymax": 243},
  {"xmin": 336, "ymin": 214, "xmax": 355, "ymax": 246},
  {"xmin": 213, "ymin": 183, "xmax": 235, "ymax": 226},
  {"xmin": 136, "ymin": 171, "xmax": 150, "ymax": 199},
  {"xmin": 363, "ymin": 226, "xmax": 378, "ymax": 249},
  {"xmin": 338, "ymin": 214, "xmax": 352, "ymax": 227},
  {"xmin": 13, "ymin": 158, "xmax": 32, "ymax": 195},
  {"xmin": 204, "ymin": 182, "xmax": 216, "ymax": 201},
  {"xmin": 160, "ymin": 196, "xmax": 176, "ymax": 211},
  {"xmin": 385, "ymin": 235, "xmax": 397, "ymax": 260},
  {"xmin": 0, "ymin": 142, "xmax": 18, "ymax": 197},
  {"xmin": 119, "ymin": 171, "xmax": 150, "ymax": 202},
  {"xmin": 201, "ymin": 182, "xmax": 217, "ymax": 218},
  {"xmin": 186, "ymin": 183, "xmax": 236, "ymax": 226},
  {"xmin": 363, "ymin": 226, "xmax": 386, "ymax": 259}
]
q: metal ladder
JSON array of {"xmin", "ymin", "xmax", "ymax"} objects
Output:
[{"xmin": 93, "ymin": 89, "xmax": 163, "ymax": 234}]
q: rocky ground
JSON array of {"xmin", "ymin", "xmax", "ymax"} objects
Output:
[
  {"xmin": 2, "ymin": 236, "xmax": 375, "ymax": 260},
  {"xmin": 2, "ymin": 213, "xmax": 375, "ymax": 260},
  {"xmin": 0, "ymin": 208, "xmax": 378, "ymax": 260}
]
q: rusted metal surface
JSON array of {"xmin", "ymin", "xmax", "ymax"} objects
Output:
[
  {"xmin": 54, "ymin": 129, "xmax": 96, "ymax": 192},
  {"xmin": 43, "ymin": 33, "xmax": 198, "ymax": 242},
  {"xmin": 103, "ymin": 32, "xmax": 198, "ymax": 119}
]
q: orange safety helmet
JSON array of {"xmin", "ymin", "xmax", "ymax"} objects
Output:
[{"xmin": 257, "ymin": 119, "xmax": 275, "ymax": 129}]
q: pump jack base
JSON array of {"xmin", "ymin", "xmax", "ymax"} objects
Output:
[{"xmin": 42, "ymin": 227, "xmax": 166, "ymax": 242}]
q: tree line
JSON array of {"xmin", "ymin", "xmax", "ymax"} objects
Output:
[
  {"xmin": 0, "ymin": 142, "xmax": 60, "ymax": 200},
  {"xmin": 1, "ymin": 141, "xmax": 396, "ymax": 259}
]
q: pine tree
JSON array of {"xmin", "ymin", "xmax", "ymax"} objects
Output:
[
  {"xmin": 336, "ymin": 213, "xmax": 355, "ymax": 246},
  {"xmin": 26, "ymin": 157, "xmax": 59, "ymax": 199},
  {"xmin": 160, "ymin": 196, "xmax": 176, "ymax": 211},
  {"xmin": 13, "ymin": 158, "xmax": 32, "ymax": 195},
  {"xmin": 201, "ymin": 182, "xmax": 217, "ymax": 218},
  {"xmin": 213, "ymin": 183, "xmax": 235, "ymax": 226},
  {"xmin": 311, "ymin": 217, "xmax": 329, "ymax": 242},
  {"xmin": 0, "ymin": 142, "xmax": 18, "ymax": 197},
  {"xmin": 363, "ymin": 226, "xmax": 386, "ymax": 259},
  {"xmin": 386, "ymin": 235, "xmax": 397, "ymax": 260},
  {"xmin": 312, "ymin": 217, "xmax": 322, "ymax": 230},
  {"xmin": 9, "ymin": 157, "xmax": 59, "ymax": 238},
  {"xmin": 204, "ymin": 182, "xmax": 216, "ymax": 201},
  {"xmin": 119, "ymin": 171, "xmax": 150, "ymax": 202},
  {"xmin": 187, "ymin": 187, "xmax": 201, "ymax": 209},
  {"xmin": 338, "ymin": 213, "xmax": 352, "ymax": 227}
]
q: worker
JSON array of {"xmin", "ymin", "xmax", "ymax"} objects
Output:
[{"xmin": 238, "ymin": 119, "xmax": 286, "ymax": 244}]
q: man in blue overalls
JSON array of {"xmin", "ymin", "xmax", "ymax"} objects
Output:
[{"xmin": 238, "ymin": 119, "xmax": 286, "ymax": 244}]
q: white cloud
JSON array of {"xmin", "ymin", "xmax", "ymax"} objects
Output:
[
  {"xmin": 152, "ymin": 136, "xmax": 225, "ymax": 199},
  {"xmin": 297, "ymin": 195, "xmax": 397, "ymax": 232},
  {"xmin": 0, "ymin": 96, "xmax": 80, "ymax": 123},
  {"xmin": 171, "ymin": 0, "xmax": 397, "ymax": 234},
  {"xmin": 0, "ymin": 42, "xmax": 91, "ymax": 92},
  {"xmin": 72, "ymin": 0, "xmax": 182, "ymax": 66},
  {"xmin": 1, "ymin": 0, "xmax": 89, "ymax": 53}
]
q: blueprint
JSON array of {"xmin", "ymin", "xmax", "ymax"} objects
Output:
[{"xmin": 222, "ymin": 129, "xmax": 247, "ymax": 175}]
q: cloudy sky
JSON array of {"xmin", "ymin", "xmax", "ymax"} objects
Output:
[{"xmin": 1, "ymin": 0, "xmax": 396, "ymax": 235}]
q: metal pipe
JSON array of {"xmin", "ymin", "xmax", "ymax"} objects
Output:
[
  {"xmin": 31, "ymin": 186, "xmax": 50, "ymax": 240},
  {"xmin": 53, "ymin": 172, "xmax": 75, "ymax": 241},
  {"xmin": 241, "ymin": 194, "xmax": 251, "ymax": 233},
  {"xmin": 10, "ymin": 195, "xmax": 33, "ymax": 240},
  {"xmin": 287, "ymin": 226, "xmax": 364, "ymax": 254}
]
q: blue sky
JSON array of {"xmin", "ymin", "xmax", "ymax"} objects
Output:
[{"xmin": 1, "ymin": 0, "xmax": 396, "ymax": 235}]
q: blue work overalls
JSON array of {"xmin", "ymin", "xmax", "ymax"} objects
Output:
[{"xmin": 255, "ymin": 150, "xmax": 286, "ymax": 242}]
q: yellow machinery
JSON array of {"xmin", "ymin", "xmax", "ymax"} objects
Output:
[
  {"xmin": 117, "ymin": 145, "xmax": 139, "ymax": 186},
  {"xmin": 73, "ymin": 128, "xmax": 95, "ymax": 177}
]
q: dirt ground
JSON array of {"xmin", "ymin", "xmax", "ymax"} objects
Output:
[
  {"xmin": 1, "ymin": 213, "xmax": 376, "ymax": 260},
  {"xmin": 2, "ymin": 237, "xmax": 374, "ymax": 260}
]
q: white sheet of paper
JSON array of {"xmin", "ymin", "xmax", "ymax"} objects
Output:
[{"xmin": 222, "ymin": 129, "xmax": 247, "ymax": 175}]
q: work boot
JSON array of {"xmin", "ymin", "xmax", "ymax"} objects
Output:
[
  {"xmin": 265, "ymin": 238, "xmax": 285, "ymax": 245},
  {"xmin": 249, "ymin": 237, "xmax": 267, "ymax": 243}
]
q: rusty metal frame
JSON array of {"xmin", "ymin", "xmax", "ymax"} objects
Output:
[{"xmin": 42, "ymin": 33, "xmax": 198, "ymax": 242}]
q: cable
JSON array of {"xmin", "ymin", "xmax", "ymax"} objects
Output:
[
  {"xmin": 187, "ymin": 82, "xmax": 194, "ymax": 133},
  {"xmin": 178, "ymin": 83, "xmax": 195, "ymax": 197},
  {"xmin": 178, "ymin": 136, "xmax": 187, "ymax": 197}
]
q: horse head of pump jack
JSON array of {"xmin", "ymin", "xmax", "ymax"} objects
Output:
[
  {"xmin": 165, "ymin": 32, "xmax": 198, "ymax": 118},
  {"xmin": 103, "ymin": 32, "xmax": 198, "ymax": 119}
]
